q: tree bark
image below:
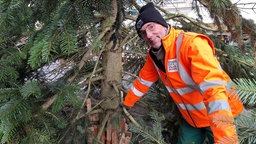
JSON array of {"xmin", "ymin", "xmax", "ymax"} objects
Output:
[{"xmin": 101, "ymin": 50, "xmax": 122, "ymax": 109}]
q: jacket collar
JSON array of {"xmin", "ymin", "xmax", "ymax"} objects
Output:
[{"xmin": 161, "ymin": 26, "xmax": 183, "ymax": 53}]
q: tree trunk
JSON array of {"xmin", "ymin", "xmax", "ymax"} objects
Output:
[
  {"xmin": 100, "ymin": 0, "xmax": 121, "ymax": 110},
  {"xmin": 86, "ymin": 1, "xmax": 132, "ymax": 143},
  {"xmin": 101, "ymin": 49, "xmax": 122, "ymax": 109}
]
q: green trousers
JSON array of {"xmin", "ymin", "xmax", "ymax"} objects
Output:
[
  {"xmin": 176, "ymin": 111, "xmax": 243, "ymax": 144},
  {"xmin": 177, "ymin": 119, "xmax": 214, "ymax": 144}
]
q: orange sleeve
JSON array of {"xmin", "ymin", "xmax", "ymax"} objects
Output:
[
  {"xmin": 123, "ymin": 90, "xmax": 141, "ymax": 107},
  {"xmin": 187, "ymin": 37, "xmax": 239, "ymax": 143},
  {"xmin": 123, "ymin": 54, "xmax": 159, "ymax": 107},
  {"xmin": 208, "ymin": 111, "xmax": 238, "ymax": 143},
  {"xmin": 205, "ymin": 87, "xmax": 239, "ymax": 143}
]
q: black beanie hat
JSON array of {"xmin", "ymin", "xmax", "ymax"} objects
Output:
[{"xmin": 135, "ymin": 2, "xmax": 168, "ymax": 36}]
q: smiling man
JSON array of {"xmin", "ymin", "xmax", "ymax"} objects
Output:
[{"xmin": 122, "ymin": 2, "xmax": 244, "ymax": 144}]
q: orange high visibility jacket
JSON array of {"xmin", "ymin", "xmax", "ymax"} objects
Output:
[{"xmin": 123, "ymin": 26, "xmax": 244, "ymax": 143}]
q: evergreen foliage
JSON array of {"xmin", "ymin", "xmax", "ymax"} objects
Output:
[
  {"xmin": 129, "ymin": 110, "xmax": 167, "ymax": 144},
  {"xmin": 235, "ymin": 110, "xmax": 256, "ymax": 144},
  {"xmin": 124, "ymin": 82, "xmax": 180, "ymax": 143},
  {"xmin": 0, "ymin": 80, "xmax": 81, "ymax": 143},
  {"xmin": 232, "ymin": 78, "xmax": 256, "ymax": 143},
  {"xmin": 233, "ymin": 78, "xmax": 256, "ymax": 106},
  {"xmin": 208, "ymin": 34, "xmax": 256, "ymax": 80},
  {"xmin": 0, "ymin": 0, "xmax": 98, "ymax": 142}
]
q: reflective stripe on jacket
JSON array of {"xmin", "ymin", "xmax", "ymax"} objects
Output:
[{"xmin": 123, "ymin": 26, "xmax": 244, "ymax": 143}]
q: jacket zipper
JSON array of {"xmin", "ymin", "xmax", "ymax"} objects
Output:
[{"xmin": 165, "ymin": 74, "xmax": 198, "ymax": 128}]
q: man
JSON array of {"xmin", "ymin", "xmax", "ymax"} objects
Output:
[{"xmin": 122, "ymin": 2, "xmax": 244, "ymax": 144}]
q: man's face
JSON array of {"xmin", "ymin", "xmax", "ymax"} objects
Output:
[{"xmin": 139, "ymin": 22, "xmax": 167, "ymax": 49}]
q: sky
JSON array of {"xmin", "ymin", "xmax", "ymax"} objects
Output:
[
  {"xmin": 234, "ymin": 0, "xmax": 256, "ymax": 22},
  {"xmin": 136, "ymin": 0, "xmax": 256, "ymax": 23},
  {"xmin": 186, "ymin": 0, "xmax": 256, "ymax": 23}
]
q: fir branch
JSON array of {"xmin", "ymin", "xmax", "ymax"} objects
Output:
[
  {"xmin": 68, "ymin": 47, "xmax": 94, "ymax": 82},
  {"xmin": 216, "ymin": 135, "xmax": 238, "ymax": 144},
  {"xmin": 233, "ymin": 78, "xmax": 256, "ymax": 105},
  {"xmin": 94, "ymin": 111, "xmax": 110, "ymax": 144},
  {"xmin": 236, "ymin": 110, "xmax": 256, "ymax": 144},
  {"xmin": 28, "ymin": 38, "xmax": 51, "ymax": 69},
  {"xmin": 0, "ymin": 119, "xmax": 17, "ymax": 143},
  {"xmin": 0, "ymin": 88, "xmax": 19, "ymax": 100},
  {"xmin": 129, "ymin": 110, "xmax": 166, "ymax": 144},
  {"xmin": 212, "ymin": 114, "xmax": 238, "ymax": 144},
  {"xmin": 0, "ymin": 99, "xmax": 32, "ymax": 143},
  {"xmin": 20, "ymin": 80, "xmax": 42, "ymax": 99},
  {"xmin": 42, "ymin": 94, "xmax": 57, "ymax": 110},
  {"xmin": 119, "ymin": 91, "xmax": 141, "ymax": 128},
  {"xmin": 213, "ymin": 114, "xmax": 235, "ymax": 129},
  {"xmin": 0, "ymin": 65, "xmax": 19, "ymax": 84},
  {"xmin": 73, "ymin": 48, "xmax": 105, "ymax": 123},
  {"xmin": 51, "ymin": 83, "xmax": 82, "ymax": 112}
]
